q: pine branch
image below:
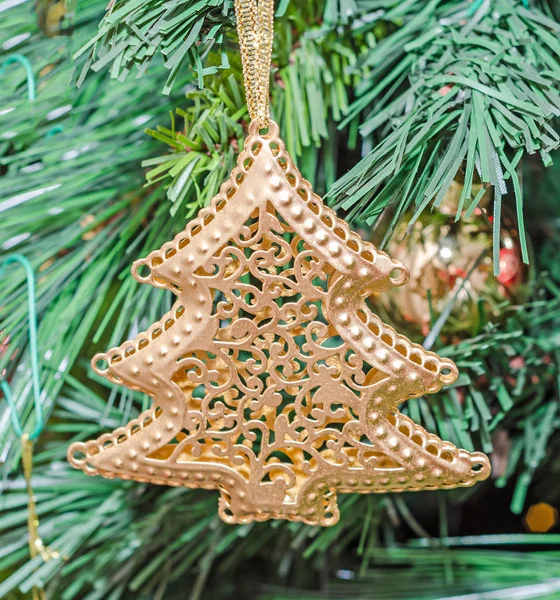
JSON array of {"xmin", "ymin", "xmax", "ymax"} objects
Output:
[
  {"xmin": 73, "ymin": 0, "xmax": 235, "ymax": 94},
  {"xmin": 142, "ymin": 74, "xmax": 246, "ymax": 218},
  {"xmin": 0, "ymin": 0, "xmax": 190, "ymax": 462},
  {"xmin": 143, "ymin": 10, "xmax": 365, "ymax": 201},
  {"xmin": 1, "ymin": 0, "xmax": 560, "ymax": 597},
  {"xmin": 262, "ymin": 547, "xmax": 560, "ymax": 599},
  {"xmin": 328, "ymin": 0, "xmax": 560, "ymax": 274}
]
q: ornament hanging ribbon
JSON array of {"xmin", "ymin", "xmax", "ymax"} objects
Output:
[
  {"xmin": 0, "ymin": 254, "xmax": 59, "ymax": 600},
  {"xmin": 234, "ymin": 0, "xmax": 274, "ymax": 128}
]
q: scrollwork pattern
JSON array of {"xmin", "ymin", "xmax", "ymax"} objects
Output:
[{"xmin": 68, "ymin": 121, "xmax": 490, "ymax": 525}]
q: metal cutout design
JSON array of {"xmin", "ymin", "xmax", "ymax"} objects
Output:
[{"xmin": 68, "ymin": 121, "xmax": 490, "ymax": 525}]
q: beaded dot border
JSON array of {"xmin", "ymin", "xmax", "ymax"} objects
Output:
[{"xmin": 68, "ymin": 121, "xmax": 490, "ymax": 525}]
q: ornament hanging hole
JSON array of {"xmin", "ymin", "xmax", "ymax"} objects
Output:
[
  {"xmin": 249, "ymin": 119, "xmax": 279, "ymax": 138},
  {"xmin": 438, "ymin": 365, "xmax": 457, "ymax": 385},
  {"xmin": 389, "ymin": 268, "xmax": 406, "ymax": 285},
  {"xmin": 93, "ymin": 356, "xmax": 109, "ymax": 374},
  {"xmin": 72, "ymin": 450, "xmax": 86, "ymax": 462},
  {"xmin": 135, "ymin": 263, "xmax": 151, "ymax": 280}
]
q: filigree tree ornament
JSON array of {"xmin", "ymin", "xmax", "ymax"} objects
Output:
[{"xmin": 68, "ymin": 0, "xmax": 490, "ymax": 526}]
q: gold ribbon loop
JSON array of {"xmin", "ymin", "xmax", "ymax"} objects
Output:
[{"xmin": 234, "ymin": 0, "xmax": 274, "ymax": 128}]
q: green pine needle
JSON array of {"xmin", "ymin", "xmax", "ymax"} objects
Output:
[{"xmin": 328, "ymin": 0, "xmax": 560, "ymax": 274}]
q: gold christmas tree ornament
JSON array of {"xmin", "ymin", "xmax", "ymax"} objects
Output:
[{"xmin": 68, "ymin": 0, "xmax": 490, "ymax": 525}]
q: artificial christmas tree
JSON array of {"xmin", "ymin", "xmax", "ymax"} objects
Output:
[{"xmin": 1, "ymin": 0, "xmax": 559, "ymax": 597}]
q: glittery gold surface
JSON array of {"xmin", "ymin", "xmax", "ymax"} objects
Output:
[
  {"xmin": 234, "ymin": 0, "xmax": 274, "ymax": 128},
  {"xmin": 22, "ymin": 434, "xmax": 60, "ymax": 600},
  {"xmin": 68, "ymin": 120, "xmax": 490, "ymax": 525},
  {"xmin": 369, "ymin": 183, "xmax": 529, "ymax": 340}
]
